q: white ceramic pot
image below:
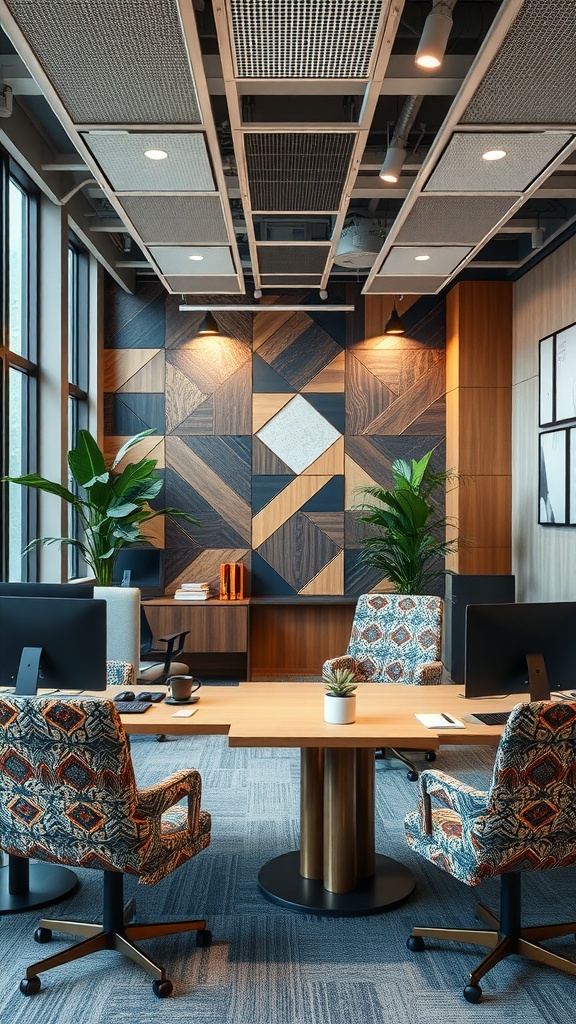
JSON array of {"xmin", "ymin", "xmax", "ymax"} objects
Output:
[{"xmin": 324, "ymin": 693, "xmax": 356, "ymax": 725}]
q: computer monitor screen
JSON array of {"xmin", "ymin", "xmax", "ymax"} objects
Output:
[
  {"xmin": 112, "ymin": 548, "xmax": 162, "ymax": 592},
  {"xmin": 0, "ymin": 582, "xmax": 94, "ymax": 599},
  {"xmin": 0, "ymin": 596, "xmax": 107, "ymax": 694},
  {"xmin": 464, "ymin": 602, "xmax": 576, "ymax": 700}
]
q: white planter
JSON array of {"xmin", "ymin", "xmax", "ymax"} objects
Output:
[{"xmin": 324, "ymin": 693, "xmax": 356, "ymax": 725}]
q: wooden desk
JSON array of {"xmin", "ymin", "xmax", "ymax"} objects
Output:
[{"xmin": 118, "ymin": 682, "xmax": 548, "ymax": 916}]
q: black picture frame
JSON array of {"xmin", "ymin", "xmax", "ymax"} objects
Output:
[
  {"xmin": 538, "ymin": 428, "xmax": 568, "ymax": 525},
  {"xmin": 554, "ymin": 322, "xmax": 576, "ymax": 424}
]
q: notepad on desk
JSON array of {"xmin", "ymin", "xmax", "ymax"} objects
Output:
[{"xmin": 415, "ymin": 713, "xmax": 466, "ymax": 729}]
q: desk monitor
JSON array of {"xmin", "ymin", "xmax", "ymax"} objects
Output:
[
  {"xmin": 0, "ymin": 582, "xmax": 94, "ymax": 598},
  {"xmin": 112, "ymin": 547, "xmax": 162, "ymax": 593},
  {"xmin": 0, "ymin": 596, "xmax": 107, "ymax": 694},
  {"xmin": 464, "ymin": 602, "xmax": 576, "ymax": 701}
]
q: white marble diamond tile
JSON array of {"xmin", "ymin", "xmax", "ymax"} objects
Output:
[{"xmin": 256, "ymin": 394, "xmax": 341, "ymax": 474}]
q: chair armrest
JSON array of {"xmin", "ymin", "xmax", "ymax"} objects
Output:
[
  {"xmin": 413, "ymin": 661, "xmax": 444, "ymax": 686},
  {"xmin": 419, "ymin": 769, "xmax": 488, "ymax": 832},
  {"xmin": 106, "ymin": 660, "xmax": 135, "ymax": 687},
  {"xmin": 155, "ymin": 630, "xmax": 189, "ymax": 657},
  {"xmin": 137, "ymin": 768, "xmax": 202, "ymax": 832},
  {"xmin": 321, "ymin": 655, "xmax": 368, "ymax": 680}
]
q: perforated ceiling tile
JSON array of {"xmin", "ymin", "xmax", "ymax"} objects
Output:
[
  {"xmin": 395, "ymin": 196, "xmax": 518, "ymax": 245},
  {"xmin": 83, "ymin": 133, "xmax": 214, "ymax": 193},
  {"xmin": 245, "ymin": 133, "xmax": 356, "ymax": 211},
  {"xmin": 260, "ymin": 276, "xmax": 324, "ymax": 285},
  {"xmin": 379, "ymin": 246, "xmax": 473, "ymax": 277},
  {"xmin": 257, "ymin": 245, "xmax": 331, "ymax": 274},
  {"xmin": 369, "ymin": 276, "xmax": 446, "ymax": 294},
  {"xmin": 118, "ymin": 196, "xmax": 230, "ymax": 246},
  {"xmin": 165, "ymin": 276, "xmax": 242, "ymax": 294},
  {"xmin": 230, "ymin": 0, "xmax": 383, "ymax": 78},
  {"xmin": 150, "ymin": 247, "xmax": 235, "ymax": 276},
  {"xmin": 425, "ymin": 132, "xmax": 572, "ymax": 193},
  {"xmin": 5, "ymin": 1, "xmax": 201, "ymax": 124},
  {"xmin": 462, "ymin": 0, "xmax": 576, "ymax": 124}
]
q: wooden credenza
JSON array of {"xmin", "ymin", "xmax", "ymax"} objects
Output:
[{"xmin": 143, "ymin": 597, "xmax": 357, "ymax": 680}]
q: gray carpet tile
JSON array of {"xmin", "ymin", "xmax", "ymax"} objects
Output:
[{"xmin": 1, "ymin": 732, "xmax": 574, "ymax": 1023}]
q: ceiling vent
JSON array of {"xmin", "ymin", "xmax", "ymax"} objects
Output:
[{"xmin": 334, "ymin": 217, "xmax": 383, "ymax": 268}]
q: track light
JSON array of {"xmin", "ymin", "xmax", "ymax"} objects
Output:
[
  {"xmin": 319, "ymin": 289, "xmax": 328, "ymax": 300},
  {"xmin": 384, "ymin": 301, "xmax": 406, "ymax": 336},
  {"xmin": 415, "ymin": 0, "xmax": 455, "ymax": 69},
  {"xmin": 379, "ymin": 144, "xmax": 407, "ymax": 184},
  {"xmin": 198, "ymin": 311, "xmax": 219, "ymax": 336},
  {"xmin": 253, "ymin": 289, "xmax": 262, "ymax": 299},
  {"xmin": 531, "ymin": 226, "xmax": 545, "ymax": 249}
]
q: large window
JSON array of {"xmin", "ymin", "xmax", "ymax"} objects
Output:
[
  {"xmin": 1, "ymin": 161, "xmax": 38, "ymax": 581},
  {"xmin": 67, "ymin": 238, "xmax": 89, "ymax": 578}
]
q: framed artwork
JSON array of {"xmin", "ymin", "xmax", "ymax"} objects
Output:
[
  {"xmin": 554, "ymin": 323, "xmax": 576, "ymax": 423},
  {"xmin": 570, "ymin": 428, "xmax": 576, "ymax": 526},
  {"xmin": 539, "ymin": 334, "xmax": 554, "ymax": 425},
  {"xmin": 539, "ymin": 428, "xmax": 567, "ymax": 525}
]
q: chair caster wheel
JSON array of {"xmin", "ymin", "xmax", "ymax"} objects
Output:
[
  {"xmin": 153, "ymin": 979, "xmax": 173, "ymax": 998},
  {"xmin": 20, "ymin": 976, "xmax": 41, "ymax": 996},
  {"xmin": 156, "ymin": 734, "xmax": 168, "ymax": 743},
  {"xmin": 407, "ymin": 935, "xmax": 425, "ymax": 952},
  {"xmin": 407, "ymin": 770, "xmax": 419, "ymax": 782},
  {"xmin": 425, "ymin": 751, "xmax": 436, "ymax": 762},
  {"xmin": 463, "ymin": 984, "xmax": 482, "ymax": 1004},
  {"xmin": 34, "ymin": 927, "xmax": 52, "ymax": 944},
  {"xmin": 196, "ymin": 928, "xmax": 212, "ymax": 947}
]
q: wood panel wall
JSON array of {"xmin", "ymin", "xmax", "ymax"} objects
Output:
[
  {"xmin": 513, "ymin": 234, "xmax": 576, "ymax": 601},
  {"xmin": 445, "ymin": 281, "xmax": 512, "ymax": 574}
]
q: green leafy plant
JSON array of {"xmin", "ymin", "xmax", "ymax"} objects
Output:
[
  {"xmin": 355, "ymin": 448, "xmax": 457, "ymax": 595},
  {"xmin": 4, "ymin": 429, "xmax": 199, "ymax": 585},
  {"xmin": 322, "ymin": 665, "xmax": 358, "ymax": 697}
]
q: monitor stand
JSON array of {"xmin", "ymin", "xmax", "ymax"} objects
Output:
[
  {"xmin": 526, "ymin": 652, "xmax": 550, "ymax": 701},
  {"xmin": 2, "ymin": 649, "xmax": 79, "ymax": 914}
]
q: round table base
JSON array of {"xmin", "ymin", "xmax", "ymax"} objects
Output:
[
  {"xmin": 0, "ymin": 863, "xmax": 79, "ymax": 915},
  {"xmin": 258, "ymin": 851, "xmax": 415, "ymax": 916}
]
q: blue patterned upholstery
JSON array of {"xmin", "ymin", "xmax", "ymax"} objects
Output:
[
  {"xmin": 105, "ymin": 660, "xmax": 134, "ymax": 687},
  {"xmin": 0, "ymin": 695, "xmax": 210, "ymax": 886},
  {"xmin": 405, "ymin": 701, "xmax": 576, "ymax": 884},
  {"xmin": 323, "ymin": 594, "xmax": 443, "ymax": 686}
]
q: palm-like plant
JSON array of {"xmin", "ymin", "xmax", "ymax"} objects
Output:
[
  {"xmin": 355, "ymin": 448, "xmax": 457, "ymax": 595},
  {"xmin": 4, "ymin": 429, "xmax": 198, "ymax": 585}
]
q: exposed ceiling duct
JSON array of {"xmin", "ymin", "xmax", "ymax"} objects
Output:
[
  {"xmin": 379, "ymin": 94, "xmax": 425, "ymax": 183},
  {"xmin": 333, "ymin": 216, "xmax": 384, "ymax": 268}
]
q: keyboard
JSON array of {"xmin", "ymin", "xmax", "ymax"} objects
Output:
[
  {"xmin": 472, "ymin": 711, "xmax": 511, "ymax": 726},
  {"xmin": 116, "ymin": 701, "xmax": 152, "ymax": 714}
]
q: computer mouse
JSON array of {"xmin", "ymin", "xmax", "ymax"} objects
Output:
[{"xmin": 114, "ymin": 690, "xmax": 135, "ymax": 702}]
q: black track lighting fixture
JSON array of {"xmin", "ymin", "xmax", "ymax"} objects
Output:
[{"xmin": 384, "ymin": 300, "xmax": 406, "ymax": 336}]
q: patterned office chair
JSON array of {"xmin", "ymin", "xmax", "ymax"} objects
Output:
[
  {"xmin": 323, "ymin": 594, "xmax": 443, "ymax": 778},
  {"xmin": 405, "ymin": 700, "xmax": 576, "ymax": 1002},
  {"xmin": 0, "ymin": 695, "xmax": 211, "ymax": 999}
]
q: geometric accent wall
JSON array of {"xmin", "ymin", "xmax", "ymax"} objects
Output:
[{"xmin": 104, "ymin": 279, "xmax": 446, "ymax": 596}]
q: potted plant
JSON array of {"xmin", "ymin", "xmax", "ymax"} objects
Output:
[
  {"xmin": 355, "ymin": 448, "xmax": 457, "ymax": 595},
  {"xmin": 4, "ymin": 429, "xmax": 198, "ymax": 585},
  {"xmin": 322, "ymin": 666, "xmax": 358, "ymax": 725}
]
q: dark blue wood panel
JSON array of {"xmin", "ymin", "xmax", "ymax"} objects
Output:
[
  {"xmin": 301, "ymin": 476, "xmax": 344, "ymax": 512},
  {"xmin": 253, "ymin": 353, "xmax": 296, "ymax": 393},
  {"xmin": 182, "ymin": 436, "xmax": 252, "ymax": 504},
  {"xmin": 303, "ymin": 394, "xmax": 345, "ymax": 434},
  {"xmin": 251, "ymin": 551, "xmax": 297, "ymax": 596},
  {"xmin": 105, "ymin": 393, "xmax": 165, "ymax": 436},
  {"xmin": 252, "ymin": 475, "xmax": 295, "ymax": 515}
]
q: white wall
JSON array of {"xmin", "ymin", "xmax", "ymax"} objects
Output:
[{"xmin": 513, "ymin": 234, "xmax": 576, "ymax": 601}]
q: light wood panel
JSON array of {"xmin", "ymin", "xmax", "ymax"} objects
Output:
[
  {"xmin": 301, "ymin": 351, "xmax": 346, "ymax": 392},
  {"xmin": 250, "ymin": 604, "xmax": 355, "ymax": 676},
  {"xmin": 299, "ymin": 552, "xmax": 344, "ymax": 595},
  {"xmin": 252, "ymin": 393, "xmax": 294, "ymax": 433},
  {"xmin": 302, "ymin": 436, "xmax": 344, "ymax": 475},
  {"xmin": 252, "ymin": 475, "xmax": 331, "ymax": 548}
]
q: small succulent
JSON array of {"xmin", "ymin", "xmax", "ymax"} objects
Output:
[{"xmin": 322, "ymin": 666, "xmax": 358, "ymax": 697}]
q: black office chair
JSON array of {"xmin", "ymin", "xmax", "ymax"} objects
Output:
[{"xmin": 138, "ymin": 606, "xmax": 189, "ymax": 686}]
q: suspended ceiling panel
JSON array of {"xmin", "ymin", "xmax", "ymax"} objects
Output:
[
  {"xmin": 260, "ymin": 276, "xmax": 324, "ymax": 286},
  {"xmin": 229, "ymin": 0, "xmax": 384, "ymax": 78},
  {"xmin": 371, "ymin": 276, "xmax": 447, "ymax": 294},
  {"xmin": 245, "ymin": 133, "xmax": 357, "ymax": 211},
  {"xmin": 462, "ymin": 0, "xmax": 576, "ymax": 125},
  {"xmin": 83, "ymin": 133, "xmax": 215, "ymax": 192},
  {"xmin": 257, "ymin": 245, "xmax": 331, "ymax": 274},
  {"xmin": 425, "ymin": 132, "xmax": 573, "ymax": 194},
  {"xmin": 150, "ymin": 247, "xmax": 235, "ymax": 276},
  {"xmin": 379, "ymin": 246, "xmax": 473, "ymax": 277},
  {"xmin": 118, "ymin": 197, "xmax": 230, "ymax": 246},
  {"xmin": 395, "ymin": 196, "xmax": 519, "ymax": 245},
  {"xmin": 5, "ymin": 0, "xmax": 202, "ymax": 125},
  {"xmin": 165, "ymin": 276, "xmax": 243, "ymax": 294}
]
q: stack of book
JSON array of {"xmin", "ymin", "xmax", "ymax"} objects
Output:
[{"xmin": 173, "ymin": 583, "xmax": 212, "ymax": 601}]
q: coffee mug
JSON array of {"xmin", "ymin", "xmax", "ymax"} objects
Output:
[{"xmin": 168, "ymin": 675, "xmax": 202, "ymax": 702}]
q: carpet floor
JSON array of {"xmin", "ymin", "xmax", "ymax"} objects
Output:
[{"xmin": 0, "ymin": 734, "xmax": 574, "ymax": 1023}]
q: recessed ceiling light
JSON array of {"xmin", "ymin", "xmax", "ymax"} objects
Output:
[
  {"xmin": 482, "ymin": 149, "xmax": 506, "ymax": 161},
  {"xmin": 415, "ymin": 254, "xmax": 430, "ymax": 262},
  {"xmin": 188, "ymin": 254, "xmax": 204, "ymax": 261},
  {"xmin": 144, "ymin": 148, "xmax": 168, "ymax": 160},
  {"xmin": 416, "ymin": 54, "xmax": 441, "ymax": 69}
]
